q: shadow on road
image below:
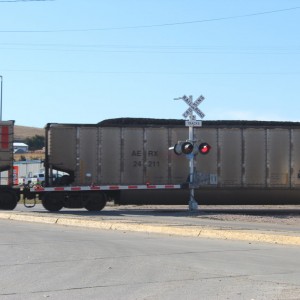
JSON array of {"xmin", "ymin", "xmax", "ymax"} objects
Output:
[{"xmin": 32, "ymin": 206, "xmax": 300, "ymax": 219}]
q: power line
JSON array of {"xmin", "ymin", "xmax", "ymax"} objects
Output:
[
  {"xmin": 0, "ymin": 6, "xmax": 298, "ymax": 32},
  {"xmin": 0, "ymin": 42, "xmax": 299, "ymax": 50},
  {"xmin": 1, "ymin": 47, "xmax": 299, "ymax": 55},
  {"xmin": 0, "ymin": 0, "xmax": 53, "ymax": 2},
  {"xmin": 2, "ymin": 69, "xmax": 299, "ymax": 75},
  {"xmin": 0, "ymin": 42, "xmax": 299, "ymax": 55}
]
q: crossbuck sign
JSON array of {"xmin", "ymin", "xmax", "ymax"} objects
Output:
[{"xmin": 181, "ymin": 95, "xmax": 205, "ymax": 119}]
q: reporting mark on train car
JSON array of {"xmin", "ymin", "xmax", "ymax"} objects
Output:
[
  {"xmin": 131, "ymin": 150, "xmax": 158, "ymax": 157},
  {"xmin": 147, "ymin": 150, "xmax": 158, "ymax": 157},
  {"xmin": 132, "ymin": 150, "xmax": 142, "ymax": 156}
]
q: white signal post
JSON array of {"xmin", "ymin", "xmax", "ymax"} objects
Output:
[{"xmin": 174, "ymin": 94, "xmax": 206, "ymax": 211}]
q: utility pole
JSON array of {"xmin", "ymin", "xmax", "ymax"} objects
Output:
[
  {"xmin": 0, "ymin": 75, "xmax": 2, "ymax": 185},
  {"xmin": 0, "ymin": 75, "xmax": 3, "ymax": 121}
]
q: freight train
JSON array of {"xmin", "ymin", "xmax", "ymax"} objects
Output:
[{"xmin": 1, "ymin": 118, "xmax": 300, "ymax": 211}]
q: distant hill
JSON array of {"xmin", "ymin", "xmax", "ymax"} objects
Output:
[{"xmin": 14, "ymin": 125, "xmax": 44, "ymax": 141}]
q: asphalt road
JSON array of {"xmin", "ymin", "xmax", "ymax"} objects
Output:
[
  {"xmin": 0, "ymin": 219, "xmax": 300, "ymax": 300},
  {"xmin": 3, "ymin": 204, "xmax": 300, "ymax": 246}
]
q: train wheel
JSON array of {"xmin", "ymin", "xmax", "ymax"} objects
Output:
[
  {"xmin": 42, "ymin": 192, "xmax": 64, "ymax": 212},
  {"xmin": 0, "ymin": 191, "xmax": 18, "ymax": 210},
  {"xmin": 84, "ymin": 192, "xmax": 107, "ymax": 211}
]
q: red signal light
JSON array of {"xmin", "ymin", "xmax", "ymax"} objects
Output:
[{"xmin": 199, "ymin": 142, "xmax": 211, "ymax": 155}]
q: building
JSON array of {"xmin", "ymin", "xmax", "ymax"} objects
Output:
[
  {"xmin": 13, "ymin": 142, "xmax": 29, "ymax": 153},
  {"xmin": 0, "ymin": 160, "xmax": 44, "ymax": 185}
]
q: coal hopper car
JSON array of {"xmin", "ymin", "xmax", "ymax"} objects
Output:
[
  {"xmin": 0, "ymin": 120, "xmax": 18, "ymax": 210},
  {"xmin": 40, "ymin": 118, "xmax": 300, "ymax": 210},
  {"xmin": 2, "ymin": 118, "xmax": 300, "ymax": 211}
]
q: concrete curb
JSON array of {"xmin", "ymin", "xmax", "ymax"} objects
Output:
[{"xmin": 1, "ymin": 212, "xmax": 300, "ymax": 246}]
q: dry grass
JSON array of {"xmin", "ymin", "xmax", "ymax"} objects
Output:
[
  {"xmin": 13, "ymin": 125, "xmax": 45, "ymax": 161},
  {"xmin": 14, "ymin": 152, "xmax": 45, "ymax": 161},
  {"xmin": 14, "ymin": 125, "xmax": 44, "ymax": 141}
]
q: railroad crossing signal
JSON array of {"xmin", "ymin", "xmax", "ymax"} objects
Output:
[
  {"xmin": 174, "ymin": 95, "xmax": 205, "ymax": 119},
  {"xmin": 169, "ymin": 141, "xmax": 211, "ymax": 156},
  {"xmin": 172, "ymin": 93, "xmax": 208, "ymax": 212}
]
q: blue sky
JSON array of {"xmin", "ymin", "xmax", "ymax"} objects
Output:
[{"xmin": 0, "ymin": 0, "xmax": 299, "ymax": 127}]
